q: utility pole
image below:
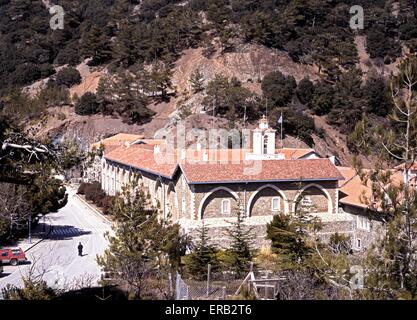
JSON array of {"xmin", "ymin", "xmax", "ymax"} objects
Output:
[
  {"xmin": 281, "ymin": 111, "xmax": 283, "ymax": 148},
  {"xmin": 28, "ymin": 212, "xmax": 32, "ymax": 244},
  {"xmin": 207, "ymin": 263, "xmax": 211, "ymax": 297}
]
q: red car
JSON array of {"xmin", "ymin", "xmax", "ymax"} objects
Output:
[{"xmin": 0, "ymin": 248, "xmax": 27, "ymax": 266}]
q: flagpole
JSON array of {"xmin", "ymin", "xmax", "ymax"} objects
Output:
[{"xmin": 280, "ymin": 111, "xmax": 283, "ymax": 148}]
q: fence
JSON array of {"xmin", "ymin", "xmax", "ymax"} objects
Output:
[{"xmin": 175, "ymin": 272, "xmax": 228, "ymax": 300}]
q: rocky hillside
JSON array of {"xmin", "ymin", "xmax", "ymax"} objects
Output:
[{"xmin": 1, "ymin": 0, "xmax": 416, "ymax": 167}]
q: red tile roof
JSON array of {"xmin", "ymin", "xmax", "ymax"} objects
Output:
[
  {"xmin": 180, "ymin": 158, "xmax": 344, "ymax": 184},
  {"xmin": 101, "ymin": 139, "xmax": 338, "ymax": 183},
  {"xmin": 90, "ymin": 133, "xmax": 145, "ymax": 150},
  {"xmin": 104, "ymin": 144, "xmax": 178, "ymax": 178},
  {"xmin": 338, "ymin": 166, "xmax": 404, "ymax": 209}
]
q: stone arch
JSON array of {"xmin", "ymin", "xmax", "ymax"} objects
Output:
[
  {"xmin": 198, "ymin": 187, "xmax": 239, "ymax": 220},
  {"xmin": 154, "ymin": 178, "xmax": 163, "ymax": 205},
  {"xmin": 292, "ymin": 183, "xmax": 333, "ymax": 214},
  {"xmin": 247, "ymin": 184, "xmax": 289, "ymax": 216},
  {"xmin": 166, "ymin": 182, "xmax": 178, "ymax": 221},
  {"xmin": 124, "ymin": 169, "xmax": 131, "ymax": 186},
  {"xmin": 115, "ymin": 166, "xmax": 122, "ymax": 193},
  {"xmin": 109, "ymin": 165, "xmax": 116, "ymax": 195}
]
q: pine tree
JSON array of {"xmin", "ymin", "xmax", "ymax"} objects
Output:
[
  {"xmin": 351, "ymin": 57, "xmax": 417, "ymax": 299},
  {"xmin": 223, "ymin": 201, "xmax": 255, "ymax": 276},
  {"xmin": 184, "ymin": 221, "xmax": 220, "ymax": 280},
  {"xmin": 97, "ymin": 184, "xmax": 188, "ymax": 299},
  {"xmin": 266, "ymin": 191, "xmax": 321, "ymax": 269},
  {"xmin": 80, "ymin": 25, "xmax": 111, "ymax": 65},
  {"xmin": 189, "ymin": 68, "xmax": 205, "ymax": 93}
]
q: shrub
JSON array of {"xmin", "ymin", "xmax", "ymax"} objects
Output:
[
  {"xmin": 36, "ymin": 86, "xmax": 70, "ymax": 107},
  {"xmin": 11, "ymin": 63, "xmax": 42, "ymax": 85},
  {"xmin": 77, "ymin": 182, "xmax": 88, "ymax": 195},
  {"xmin": 99, "ymin": 195, "xmax": 115, "ymax": 215},
  {"xmin": 75, "ymin": 92, "xmax": 99, "ymax": 115},
  {"xmin": 55, "ymin": 67, "xmax": 82, "ymax": 88},
  {"xmin": 85, "ymin": 184, "xmax": 106, "ymax": 203},
  {"xmin": 55, "ymin": 44, "xmax": 81, "ymax": 66},
  {"xmin": 39, "ymin": 64, "xmax": 56, "ymax": 78}
]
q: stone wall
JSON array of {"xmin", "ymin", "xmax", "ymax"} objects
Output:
[
  {"xmin": 250, "ymin": 188, "xmax": 285, "ymax": 216},
  {"xmin": 193, "ymin": 180, "xmax": 339, "ymax": 219},
  {"xmin": 340, "ymin": 204, "xmax": 385, "ymax": 252}
]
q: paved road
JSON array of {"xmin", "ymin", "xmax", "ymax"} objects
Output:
[{"xmin": 0, "ymin": 187, "xmax": 112, "ymax": 293}]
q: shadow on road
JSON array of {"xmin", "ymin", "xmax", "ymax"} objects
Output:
[
  {"xmin": 0, "ymin": 273, "xmax": 11, "ymax": 278},
  {"xmin": 47, "ymin": 225, "xmax": 92, "ymax": 240}
]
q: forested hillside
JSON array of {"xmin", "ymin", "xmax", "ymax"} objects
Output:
[{"xmin": 0, "ymin": 0, "xmax": 416, "ymax": 164}]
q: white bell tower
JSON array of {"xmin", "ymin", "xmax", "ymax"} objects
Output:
[{"xmin": 252, "ymin": 115, "xmax": 276, "ymax": 156}]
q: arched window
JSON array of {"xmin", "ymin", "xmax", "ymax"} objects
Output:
[
  {"xmin": 221, "ymin": 199, "xmax": 231, "ymax": 214},
  {"xmin": 263, "ymin": 135, "xmax": 268, "ymax": 154}
]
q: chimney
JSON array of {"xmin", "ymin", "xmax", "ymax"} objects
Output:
[
  {"xmin": 328, "ymin": 155, "xmax": 336, "ymax": 164},
  {"xmin": 203, "ymin": 150, "xmax": 208, "ymax": 161},
  {"xmin": 196, "ymin": 142, "xmax": 202, "ymax": 151},
  {"xmin": 154, "ymin": 145, "xmax": 160, "ymax": 154},
  {"xmin": 181, "ymin": 149, "xmax": 186, "ymax": 160}
]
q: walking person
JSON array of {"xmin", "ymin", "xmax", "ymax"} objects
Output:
[{"xmin": 78, "ymin": 242, "xmax": 83, "ymax": 257}]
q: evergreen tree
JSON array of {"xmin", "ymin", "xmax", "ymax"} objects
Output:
[
  {"xmin": 351, "ymin": 57, "xmax": 417, "ymax": 299},
  {"xmin": 80, "ymin": 25, "xmax": 111, "ymax": 65},
  {"xmin": 261, "ymin": 71, "xmax": 296, "ymax": 108},
  {"xmin": 296, "ymin": 78, "xmax": 315, "ymax": 105},
  {"xmin": 327, "ymin": 69, "xmax": 366, "ymax": 133},
  {"xmin": 111, "ymin": 22, "xmax": 140, "ymax": 67},
  {"xmin": 96, "ymin": 68, "xmax": 155, "ymax": 123},
  {"xmin": 75, "ymin": 92, "xmax": 99, "ymax": 115},
  {"xmin": 266, "ymin": 192, "xmax": 321, "ymax": 269},
  {"xmin": 223, "ymin": 201, "xmax": 255, "ymax": 276},
  {"xmin": 97, "ymin": 184, "xmax": 188, "ymax": 299},
  {"xmin": 184, "ymin": 221, "xmax": 220, "ymax": 280},
  {"xmin": 363, "ymin": 75, "xmax": 393, "ymax": 117},
  {"xmin": 189, "ymin": 68, "xmax": 205, "ymax": 93},
  {"xmin": 309, "ymin": 81, "xmax": 334, "ymax": 116},
  {"xmin": 148, "ymin": 62, "xmax": 174, "ymax": 101}
]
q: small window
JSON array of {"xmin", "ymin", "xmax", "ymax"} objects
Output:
[
  {"xmin": 263, "ymin": 135, "xmax": 268, "ymax": 154},
  {"xmin": 357, "ymin": 216, "xmax": 370, "ymax": 231},
  {"xmin": 271, "ymin": 197, "xmax": 280, "ymax": 211},
  {"xmin": 221, "ymin": 199, "xmax": 231, "ymax": 214},
  {"xmin": 356, "ymin": 238, "xmax": 362, "ymax": 249}
]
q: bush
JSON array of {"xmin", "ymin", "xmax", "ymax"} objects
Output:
[
  {"xmin": 77, "ymin": 182, "xmax": 88, "ymax": 195},
  {"xmin": 55, "ymin": 67, "xmax": 82, "ymax": 88},
  {"xmin": 99, "ymin": 195, "xmax": 115, "ymax": 215},
  {"xmin": 77, "ymin": 182, "xmax": 113, "ymax": 213},
  {"xmin": 84, "ymin": 182, "xmax": 106, "ymax": 203},
  {"xmin": 39, "ymin": 64, "xmax": 56, "ymax": 78},
  {"xmin": 75, "ymin": 92, "xmax": 99, "ymax": 115},
  {"xmin": 11, "ymin": 63, "xmax": 42, "ymax": 85},
  {"xmin": 55, "ymin": 44, "xmax": 81, "ymax": 66}
]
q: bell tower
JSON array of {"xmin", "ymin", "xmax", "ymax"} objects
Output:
[{"xmin": 252, "ymin": 115, "xmax": 276, "ymax": 155}]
